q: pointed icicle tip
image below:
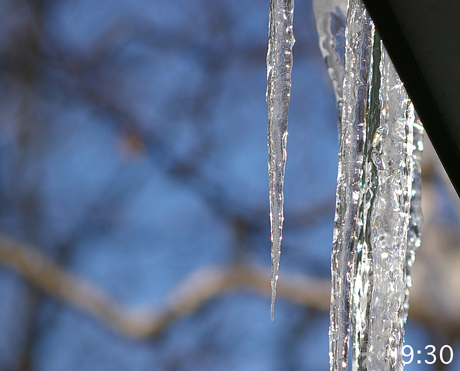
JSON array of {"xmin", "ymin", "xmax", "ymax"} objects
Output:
[{"xmin": 270, "ymin": 272, "xmax": 278, "ymax": 320}]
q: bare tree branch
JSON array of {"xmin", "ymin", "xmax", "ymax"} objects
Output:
[
  {"xmin": 0, "ymin": 233, "xmax": 328, "ymax": 337},
  {"xmin": 1, "ymin": 232, "xmax": 460, "ymax": 339}
]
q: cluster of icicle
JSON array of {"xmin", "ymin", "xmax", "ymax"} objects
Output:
[
  {"xmin": 266, "ymin": 0, "xmax": 423, "ymax": 366},
  {"xmin": 313, "ymin": 0, "xmax": 424, "ymax": 370},
  {"xmin": 266, "ymin": 0, "xmax": 295, "ymax": 321}
]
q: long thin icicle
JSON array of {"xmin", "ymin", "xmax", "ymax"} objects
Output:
[{"xmin": 266, "ymin": 0, "xmax": 295, "ymax": 320}]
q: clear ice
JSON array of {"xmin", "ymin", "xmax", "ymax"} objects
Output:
[
  {"xmin": 313, "ymin": 0, "xmax": 348, "ymax": 125},
  {"xmin": 266, "ymin": 0, "xmax": 295, "ymax": 321},
  {"xmin": 403, "ymin": 116, "xmax": 424, "ymax": 324},
  {"xmin": 323, "ymin": 0, "xmax": 424, "ymax": 369},
  {"xmin": 352, "ymin": 37, "xmax": 415, "ymax": 371},
  {"xmin": 329, "ymin": 2, "xmax": 374, "ymax": 368}
]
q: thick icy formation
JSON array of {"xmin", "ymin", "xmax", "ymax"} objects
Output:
[
  {"xmin": 325, "ymin": 0, "xmax": 423, "ymax": 369},
  {"xmin": 266, "ymin": 0, "xmax": 295, "ymax": 320},
  {"xmin": 352, "ymin": 41, "xmax": 415, "ymax": 371}
]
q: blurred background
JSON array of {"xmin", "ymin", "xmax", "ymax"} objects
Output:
[{"xmin": 0, "ymin": 0, "xmax": 459, "ymax": 370}]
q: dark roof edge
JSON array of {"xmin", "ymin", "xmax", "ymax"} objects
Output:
[{"xmin": 362, "ymin": 0, "xmax": 460, "ymax": 198}]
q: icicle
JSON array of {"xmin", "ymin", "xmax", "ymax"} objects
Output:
[
  {"xmin": 266, "ymin": 0, "xmax": 295, "ymax": 321},
  {"xmin": 352, "ymin": 39, "xmax": 415, "ymax": 371},
  {"xmin": 328, "ymin": 0, "xmax": 424, "ymax": 369},
  {"xmin": 351, "ymin": 27, "xmax": 380, "ymax": 371},
  {"xmin": 329, "ymin": 0, "xmax": 374, "ymax": 369}
]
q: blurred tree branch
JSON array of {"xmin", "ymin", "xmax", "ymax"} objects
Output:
[
  {"xmin": 1, "ymin": 230, "xmax": 460, "ymax": 340},
  {"xmin": 0, "ymin": 232, "xmax": 325, "ymax": 338}
]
